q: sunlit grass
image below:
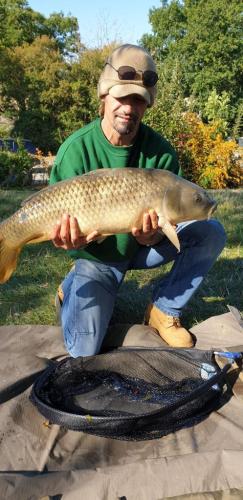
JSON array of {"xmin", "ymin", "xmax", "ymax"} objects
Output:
[{"xmin": 0, "ymin": 188, "xmax": 242, "ymax": 326}]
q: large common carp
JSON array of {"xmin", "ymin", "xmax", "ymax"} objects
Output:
[{"xmin": 0, "ymin": 168, "xmax": 217, "ymax": 283}]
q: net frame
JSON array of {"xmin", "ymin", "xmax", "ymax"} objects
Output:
[{"xmin": 30, "ymin": 347, "xmax": 231, "ymax": 440}]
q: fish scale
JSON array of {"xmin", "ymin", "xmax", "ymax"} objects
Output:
[{"xmin": 0, "ymin": 168, "xmax": 217, "ymax": 284}]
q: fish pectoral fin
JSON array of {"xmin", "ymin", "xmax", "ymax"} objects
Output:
[{"xmin": 158, "ymin": 217, "xmax": 180, "ymax": 251}]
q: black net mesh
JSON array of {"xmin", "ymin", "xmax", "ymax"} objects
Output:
[{"xmin": 30, "ymin": 347, "xmax": 229, "ymax": 440}]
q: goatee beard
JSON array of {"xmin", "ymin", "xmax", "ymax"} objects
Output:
[{"xmin": 114, "ymin": 114, "xmax": 139, "ymax": 135}]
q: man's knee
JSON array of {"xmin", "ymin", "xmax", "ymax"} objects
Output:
[
  {"xmin": 180, "ymin": 219, "xmax": 226, "ymax": 254},
  {"xmin": 202, "ymin": 219, "xmax": 226, "ymax": 252},
  {"xmin": 63, "ymin": 326, "xmax": 103, "ymax": 357}
]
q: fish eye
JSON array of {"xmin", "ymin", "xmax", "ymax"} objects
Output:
[{"xmin": 194, "ymin": 193, "xmax": 203, "ymax": 203}]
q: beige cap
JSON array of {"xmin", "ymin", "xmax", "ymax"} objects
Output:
[{"xmin": 98, "ymin": 44, "xmax": 157, "ymax": 107}]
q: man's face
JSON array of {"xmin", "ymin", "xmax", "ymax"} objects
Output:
[{"xmin": 102, "ymin": 94, "xmax": 148, "ymax": 138}]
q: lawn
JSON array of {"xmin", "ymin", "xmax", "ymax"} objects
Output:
[{"xmin": 0, "ymin": 187, "xmax": 242, "ymax": 327}]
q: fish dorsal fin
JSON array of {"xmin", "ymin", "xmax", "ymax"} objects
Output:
[
  {"xmin": 21, "ymin": 191, "xmax": 40, "ymax": 206},
  {"xmin": 20, "ymin": 177, "xmax": 76, "ymax": 206},
  {"xmin": 82, "ymin": 168, "xmax": 111, "ymax": 177},
  {"xmin": 20, "ymin": 171, "xmax": 114, "ymax": 206},
  {"xmin": 20, "ymin": 184, "xmax": 56, "ymax": 206}
]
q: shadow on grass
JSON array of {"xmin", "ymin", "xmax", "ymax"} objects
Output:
[
  {"xmin": 113, "ymin": 257, "xmax": 243, "ymax": 326},
  {"xmin": 0, "ymin": 246, "xmax": 242, "ymax": 327},
  {"xmin": 0, "ymin": 188, "xmax": 242, "ymax": 326}
]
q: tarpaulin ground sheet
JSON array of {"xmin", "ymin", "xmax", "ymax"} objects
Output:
[{"xmin": 0, "ymin": 306, "xmax": 243, "ymax": 500}]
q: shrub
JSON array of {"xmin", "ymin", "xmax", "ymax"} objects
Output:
[
  {"xmin": 0, "ymin": 151, "xmax": 11, "ymax": 183},
  {"xmin": 203, "ymin": 89, "xmax": 232, "ymax": 138},
  {"xmin": 0, "ymin": 145, "xmax": 34, "ymax": 187},
  {"xmin": 143, "ymin": 61, "xmax": 242, "ymax": 189},
  {"xmin": 176, "ymin": 113, "xmax": 242, "ymax": 189}
]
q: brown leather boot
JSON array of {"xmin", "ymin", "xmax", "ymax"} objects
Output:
[
  {"xmin": 144, "ymin": 304, "xmax": 194, "ymax": 348},
  {"xmin": 55, "ymin": 285, "xmax": 64, "ymax": 325},
  {"xmin": 57, "ymin": 284, "xmax": 64, "ymax": 304}
]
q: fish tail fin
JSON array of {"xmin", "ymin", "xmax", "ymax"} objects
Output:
[{"xmin": 0, "ymin": 230, "xmax": 21, "ymax": 284}]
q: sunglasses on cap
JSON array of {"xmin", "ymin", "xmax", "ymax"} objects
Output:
[{"xmin": 105, "ymin": 62, "xmax": 158, "ymax": 87}]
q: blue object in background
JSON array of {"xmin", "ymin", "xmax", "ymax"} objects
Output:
[
  {"xmin": 214, "ymin": 351, "xmax": 242, "ymax": 360},
  {"xmin": 0, "ymin": 138, "xmax": 36, "ymax": 154}
]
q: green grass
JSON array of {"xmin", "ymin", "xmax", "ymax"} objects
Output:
[{"xmin": 0, "ymin": 188, "xmax": 242, "ymax": 327}]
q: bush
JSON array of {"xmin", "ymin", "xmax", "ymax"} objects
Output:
[
  {"xmin": 0, "ymin": 151, "xmax": 11, "ymax": 183},
  {"xmin": 143, "ymin": 60, "xmax": 242, "ymax": 189},
  {"xmin": 0, "ymin": 146, "xmax": 34, "ymax": 187},
  {"xmin": 203, "ymin": 89, "xmax": 233, "ymax": 138},
  {"xmin": 178, "ymin": 113, "xmax": 242, "ymax": 189}
]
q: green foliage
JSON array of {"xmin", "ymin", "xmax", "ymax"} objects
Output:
[
  {"xmin": 142, "ymin": 0, "xmax": 242, "ymax": 130},
  {"xmin": 143, "ymin": 0, "xmax": 186, "ymax": 60},
  {"xmin": 0, "ymin": 0, "xmax": 80, "ymax": 56},
  {"xmin": 76, "ymin": 43, "xmax": 118, "ymax": 117},
  {"xmin": 204, "ymin": 89, "xmax": 232, "ymax": 137},
  {"xmin": 0, "ymin": 123, "xmax": 12, "ymax": 138},
  {"xmin": 0, "ymin": 142, "xmax": 33, "ymax": 186},
  {"xmin": 0, "ymin": 0, "xmax": 44, "ymax": 48},
  {"xmin": 144, "ymin": 59, "xmax": 189, "ymax": 149},
  {"xmin": 1, "ymin": 36, "xmax": 93, "ymax": 152},
  {"xmin": 0, "ymin": 45, "xmax": 24, "ymax": 116},
  {"xmin": 0, "ymin": 29, "xmax": 115, "ymax": 152},
  {"xmin": 143, "ymin": 59, "xmax": 241, "ymax": 189},
  {"xmin": 0, "ymin": 151, "xmax": 10, "ymax": 182},
  {"xmin": 232, "ymin": 101, "xmax": 243, "ymax": 139},
  {"xmin": 44, "ymin": 12, "xmax": 81, "ymax": 57},
  {"xmin": 178, "ymin": 113, "xmax": 242, "ymax": 189},
  {"xmin": 0, "ymin": 0, "xmax": 242, "ymax": 155}
]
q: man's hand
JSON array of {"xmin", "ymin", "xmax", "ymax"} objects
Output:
[
  {"xmin": 51, "ymin": 214, "xmax": 100, "ymax": 250},
  {"xmin": 132, "ymin": 210, "xmax": 163, "ymax": 246}
]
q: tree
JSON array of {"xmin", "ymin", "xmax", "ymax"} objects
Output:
[
  {"xmin": 76, "ymin": 43, "xmax": 118, "ymax": 117},
  {"xmin": 144, "ymin": 57, "xmax": 189, "ymax": 151},
  {"xmin": 142, "ymin": 0, "xmax": 186, "ymax": 60},
  {"xmin": 0, "ymin": 0, "xmax": 80, "ymax": 56},
  {"xmin": 0, "ymin": 2, "xmax": 119, "ymax": 152},
  {"xmin": 0, "ymin": 0, "xmax": 44, "ymax": 48},
  {"xmin": 43, "ymin": 11, "xmax": 82, "ymax": 58},
  {"xmin": 1, "ymin": 36, "xmax": 91, "ymax": 152},
  {"xmin": 142, "ymin": 0, "xmax": 242, "ymax": 127}
]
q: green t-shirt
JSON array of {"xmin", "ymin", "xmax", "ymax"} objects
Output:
[{"xmin": 50, "ymin": 118, "xmax": 180, "ymax": 263}]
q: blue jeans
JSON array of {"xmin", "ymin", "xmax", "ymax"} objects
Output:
[{"xmin": 60, "ymin": 219, "xmax": 226, "ymax": 357}]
